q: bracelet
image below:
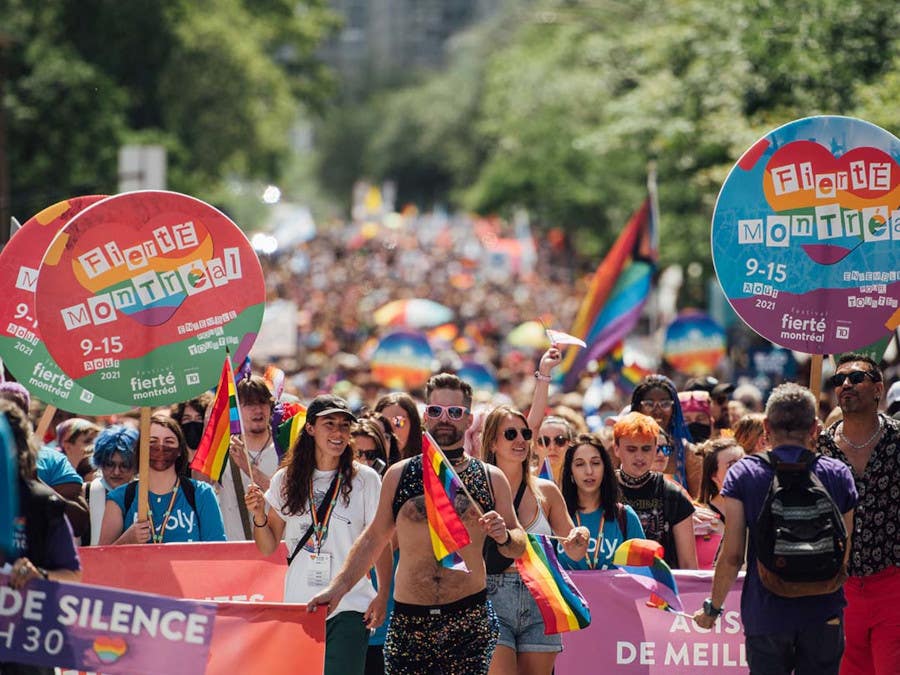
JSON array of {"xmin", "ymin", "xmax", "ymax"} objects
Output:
[
  {"xmin": 37, "ymin": 567, "xmax": 49, "ymax": 580},
  {"xmin": 497, "ymin": 528, "xmax": 511, "ymax": 547},
  {"xmin": 252, "ymin": 515, "xmax": 268, "ymax": 528},
  {"xmin": 534, "ymin": 371, "xmax": 551, "ymax": 382}
]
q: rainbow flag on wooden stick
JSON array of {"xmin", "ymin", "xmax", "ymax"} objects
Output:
[
  {"xmin": 613, "ymin": 539, "xmax": 684, "ymax": 613},
  {"xmin": 516, "ymin": 534, "xmax": 591, "ymax": 635},
  {"xmin": 190, "ymin": 355, "xmax": 240, "ymax": 481},
  {"xmin": 422, "ymin": 432, "xmax": 471, "ymax": 571}
]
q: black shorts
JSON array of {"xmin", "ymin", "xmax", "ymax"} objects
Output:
[{"xmin": 384, "ymin": 590, "xmax": 499, "ymax": 675}]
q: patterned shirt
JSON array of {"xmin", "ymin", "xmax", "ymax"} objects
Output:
[{"xmin": 817, "ymin": 414, "xmax": 900, "ymax": 577}]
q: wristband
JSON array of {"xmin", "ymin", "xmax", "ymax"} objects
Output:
[
  {"xmin": 534, "ymin": 371, "xmax": 552, "ymax": 382},
  {"xmin": 253, "ymin": 515, "xmax": 268, "ymax": 528}
]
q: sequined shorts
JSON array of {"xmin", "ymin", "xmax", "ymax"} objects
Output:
[{"xmin": 384, "ymin": 589, "xmax": 499, "ymax": 675}]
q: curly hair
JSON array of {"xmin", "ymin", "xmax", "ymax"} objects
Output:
[
  {"xmin": 279, "ymin": 416, "xmax": 356, "ymax": 516},
  {"xmin": 561, "ymin": 433, "xmax": 620, "ymax": 522},
  {"xmin": 0, "ymin": 399, "xmax": 38, "ymax": 481}
]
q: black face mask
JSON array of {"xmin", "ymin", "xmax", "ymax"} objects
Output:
[
  {"xmin": 181, "ymin": 421, "xmax": 204, "ymax": 449},
  {"xmin": 687, "ymin": 422, "xmax": 711, "ymax": 443}
]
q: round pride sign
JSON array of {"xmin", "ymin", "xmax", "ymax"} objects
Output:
[
  {"xmin": 712, "ymin": 116, "xmax": 900, "ymax": 354},
  {"xmin": 34, "ymin": 191, "xmax": 265, "ymax": 407}
]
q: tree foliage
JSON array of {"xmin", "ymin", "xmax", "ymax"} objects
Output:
[
  {"xmin": 2, "ymin": 0, "xmax": 338, "ymax": 221},
  {"xmin": 317, "ymin": 0, "xmax": 900, "ymax": 268}
]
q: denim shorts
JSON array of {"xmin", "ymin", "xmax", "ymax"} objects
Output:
[{"xmin": 486, "ymin": 571, "xmax": 563, "ymax": 653}]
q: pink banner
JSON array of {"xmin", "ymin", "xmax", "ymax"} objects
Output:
[
  {"xmin": 78, "ymin": 542, "xmax": 288, "ymax": 602},
  {"xmin": 558, "ymin": 571, "xmax": 747, "ymax": 674}
]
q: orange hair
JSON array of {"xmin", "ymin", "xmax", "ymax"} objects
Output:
[{"xmin": 613, "ymin": 412, "xmax": 660, "ymax": 443}]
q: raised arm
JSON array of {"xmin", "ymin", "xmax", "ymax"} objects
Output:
[
  {"xmin": 307, "ymin": 462, "xmax": 401, "ymax": 614},
  {"xmin": 527, "ymin": 346, "xmax": 561, "ymax": 432}
]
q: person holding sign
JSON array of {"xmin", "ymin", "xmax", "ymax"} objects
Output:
[
  {"xmin": 245, "ymin": 395, "xmax": 390, "ymax": 675},
  {"xmin": 98, "ymin": 415, "xmax": 226, "ymax": 544}
]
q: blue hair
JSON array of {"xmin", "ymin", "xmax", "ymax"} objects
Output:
[
  {"xmin": 91, "ymin": 425, "xmax": 138, "ymax": 468},
  {"xmin": 630, "ymin": 375, "xmax": 692, "ymax": 487}
]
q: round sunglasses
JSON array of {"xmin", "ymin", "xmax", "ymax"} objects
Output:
[{"xmin": 502, "ymin": 428, "xmax": 533, "ymax": 441}]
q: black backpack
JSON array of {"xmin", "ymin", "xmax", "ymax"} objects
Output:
[{"xmin": 753, "ymin": 451, "xmax": 848, "ymax": 597}]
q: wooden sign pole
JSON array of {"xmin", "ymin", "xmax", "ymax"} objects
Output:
[{"xmin": 137, "ymin": 406, "xmax": 151, "ymax": 521}]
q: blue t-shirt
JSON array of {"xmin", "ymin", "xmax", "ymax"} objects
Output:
[
  {"xmin": 557, "ymin": 505, "xmax": 645, "ymax": 571},
  {"xmin": 722, "ymin": 445, "xmax": 858, "ymax": 636},
  {"xmin": 107, "ymin": 479, "xmax": 226, "ymax": 543},
  {"xmin": 36, "ymin": 446, "xmax": 82, "ymax": 487}
]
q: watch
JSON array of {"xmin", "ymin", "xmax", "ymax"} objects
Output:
[{"xmin": 702, "ymin": 598, "xmax": 723, "ymax": 618}]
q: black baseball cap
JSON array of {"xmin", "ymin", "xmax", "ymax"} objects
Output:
[{"xmin": 306, "ymin": 394, "xmax": 357, "ymax": 422}]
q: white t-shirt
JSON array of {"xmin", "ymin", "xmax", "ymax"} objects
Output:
[
  {"xmin": 217, "ymin": 441, "xmax": 279, "ymax": 541},
  {"xmin": 265, "ymin": 463, "xmax": 381, "ymax": 615}
]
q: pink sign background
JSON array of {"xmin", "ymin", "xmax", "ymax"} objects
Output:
[{"xmin": 558, "ymin": 571, "xmax": 747, "ymax": 674}]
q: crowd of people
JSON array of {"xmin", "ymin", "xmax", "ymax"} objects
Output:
[{"xmin": 1, "ymin": 340, "xmax": 898, "ymax": 674}]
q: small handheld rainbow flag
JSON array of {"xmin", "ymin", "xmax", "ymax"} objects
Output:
[
  {"xmin": 613, "ymin": 539, "xmax": 684, "ymax": 613},
  {"xmin": 422, "ymin": 432, "xmax": 471, "ymax": 571},
  {"xmin": 190, "ymin": 355, "xmax": 240, "ymax": 481},
  {"xmin": 516, "ymin": 534, "xmax": 591, "ymax": 635},
  {"xmin": 537, "ymin": 457, "xmax": 554, "ymax": 481},
  {"xmin": 274, "ymin": 402, "xmax": 306, "ymax": 459}
]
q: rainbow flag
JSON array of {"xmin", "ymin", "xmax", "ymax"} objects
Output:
[
  {"xmin": 516, "ymin": 534, "xmax": 591, "ymax": 635},
  {"xmin": 613, "ymin": 539, "xmax": 684, "ymax": 612},
  {"xmin": 190, "ymin": 356, "xmax": 239, "ymax": 481},
  {"xmin": 537, "ymin": 457, "xmax": 554, "ymax": 481},
  {"xmin": 558, "ymin": 196, "xmax": 658, "ymax": 390},
  {"xmin": 274, "ymin": 403, "xmax": 306, "ymax": 459},
  {"xmin": 264, "ymin": 365, "xmax": 285, "ymax": 401},
  {"xmin": 422, "ymin": 432, "xmax": 471, "ymax": 571}
]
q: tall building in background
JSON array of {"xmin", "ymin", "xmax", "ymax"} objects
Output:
[{"xmin": 322, "ymin": 0, "xmax": 500, "ymax": 90}]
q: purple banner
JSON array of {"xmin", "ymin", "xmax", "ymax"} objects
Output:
[
  {"xmin": 0, "ymin": 573, "xmax": 216, "ymax": 674},
  {"xmin": 559, "ymin": 570, "xmax": 746, "ymax": 674}
]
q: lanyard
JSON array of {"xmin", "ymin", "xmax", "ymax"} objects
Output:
[
  {"xmin": 147, "ymin": 479, "xmax": 180, "ymax": 544},
  {"xmin": 576, "ymin": 511, "xmax": 605, "ymax": 570},
  {"xmin": 309, "ymin": 475, "xmax": 342, "ymax": 553}
]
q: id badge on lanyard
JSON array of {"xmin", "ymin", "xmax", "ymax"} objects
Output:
[{"xmin": 307, "ymin": 552, "xmax": 332, "ymax": 586}]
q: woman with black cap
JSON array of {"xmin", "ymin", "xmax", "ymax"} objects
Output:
[{"xmin": 246, "ymin": 394, "xmax": 392, "ymax": 675}]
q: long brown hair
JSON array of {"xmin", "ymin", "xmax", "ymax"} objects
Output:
[
  {"xmin": 279, "ymin": 417, "xmax": 356, "ymax": 516},
  {"xmin": 481, "ymin": 405, "xmax": 540, "ymax": 505}
]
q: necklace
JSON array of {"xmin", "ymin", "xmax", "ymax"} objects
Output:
[
  {"xmin": 247, "ymin": 432, "xmax": 272, "ymax": 466},
  {"xmin": 838, "ymin": 417, "xmax": 883, "ymax": 450},
  {"xmin": 617, "ymin": 469, "xmax": 653, "ymax": 489}
]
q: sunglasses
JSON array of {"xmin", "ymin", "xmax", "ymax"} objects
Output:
[
  {"xmin": 358, "ymin": 450, "xmax": 381, "ymax": 461},
  {"xmin": 503, "ymin": 428, "xmax": 533, "ymax": 442},
  {"xmin": 538, "ymin": 434, "xmax": 569, "ymax": 448},
  {"xmin": 657, "ymin": 444, "xmax": 673, "ymax": 457},
  {"xmin": 103, "ymin": 461, "xmax": 133, "ymax": 471},
  {"xmin": 639, "ymin": 399, "xmax": 674, "ymax": 412},
  {"xmin": 424, "ymin": 405, "xmax": 469, "ymax": 420},
  {"xmin": 829, "ymin": 370, "xmax": 878, "ymax": 388}
]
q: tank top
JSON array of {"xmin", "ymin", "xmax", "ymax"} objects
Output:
[{"xmin": 392, "ymin": 455, "xmax": 494, "ymax": 520}]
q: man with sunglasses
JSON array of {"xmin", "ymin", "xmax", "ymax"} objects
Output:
[
  {"xmin": 817, "ymin": 354, "xmax": 900, "ymax": 675},
  {"xmin": 309, "ymin": 373, "xmax": 525, "ymax": 675}
]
